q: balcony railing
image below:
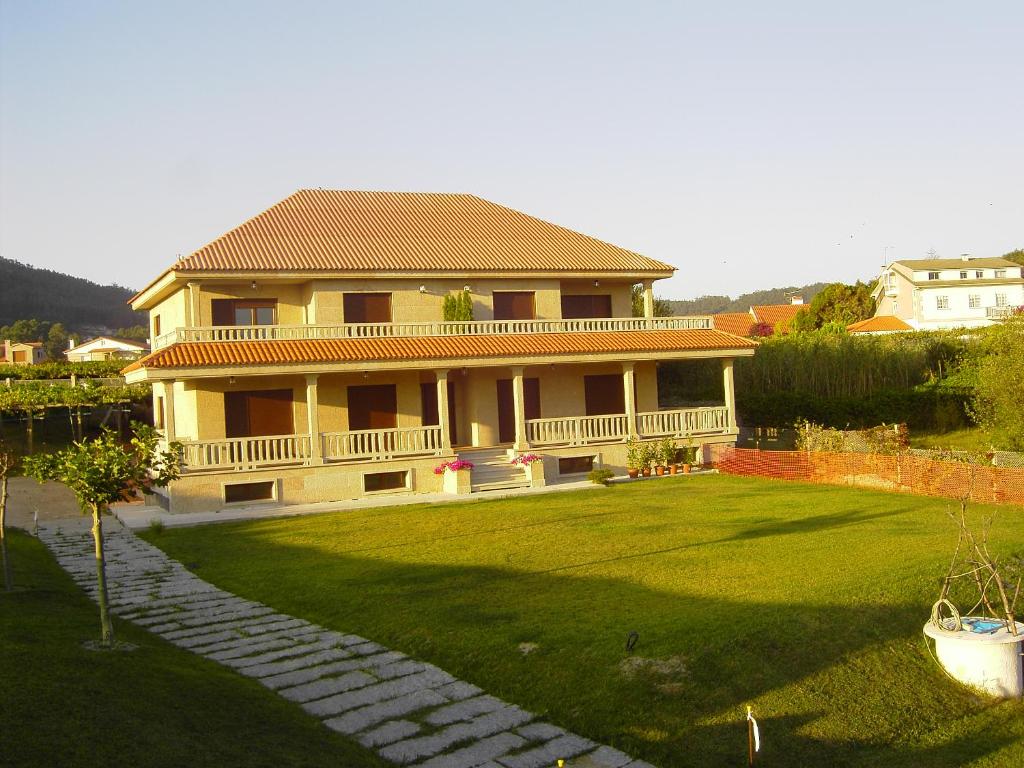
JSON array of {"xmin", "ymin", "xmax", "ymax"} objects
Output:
[
  {"xmin": 526, "ymin": 414, "xmax": 630, "ymax": 447},
  {"xmin": 173, "ymin": 407, "xmax": 733, "ymax": 472},
  {"xmin": 179, "ymin": 434, "xmax": 313, "ymax": 472},
  {"xmin": 638, "ymin": 406, "xmax": 730, "ymax": 437},
  {"xmin": 322, "ymin": 426, "xmax": 444, "ymax": 462},
  {"xmin": 153, "ymin": 316, "xmax": 714, "ymax": 349}
]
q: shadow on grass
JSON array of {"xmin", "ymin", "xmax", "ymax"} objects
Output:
[{"xmin": 154, "ymin": 526, "xmax": 1023, "ymax": 768}]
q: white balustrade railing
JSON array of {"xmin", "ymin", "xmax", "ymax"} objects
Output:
[
  {"xmin": 638, "ymin": 406, "xmax": 731, "ymax": 437},
  {"xmin": 153, "ymin": 315, "xmax": 714, "ymax": 349},
  {"xmin": 526, "ymin": 414, "xmax": 628, "ymax": 447},
  {"xmin": 321, "ymin": 425, "xmax": 444, "ymax": 462},
  {"xmin": 179, "ymin": 434, "xmax": 312, "ymax": 472}
]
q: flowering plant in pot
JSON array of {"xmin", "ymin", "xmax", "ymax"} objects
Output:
[
  {"xmin": 510, "ymin": 453, "xmax": 542, "ymax": 466},
  {"xmin": 433, "ymin": 459, "xmax": 474, "ymax": 475}
]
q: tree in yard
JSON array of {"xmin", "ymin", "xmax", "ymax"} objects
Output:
[
  {"xmin": 45, "ymin": 322, "xmax": 71, "ymax": 360},
  {"xmin": 0, "ymin": 439, "xmax": 16, "ymax": 592},
  {"xmin": 1001, "ymin": 248, "xmax": 1024, "ymax": 267},
  {"xmin": 23, "ymin": 424, "xmax": 181, "ymax": 646},
  {"xmin": 791, "ymin": 281, "xmax": 876, "ymax": 332},
  {"xmin": 971, "ymin": 312, "xmax": 1024, "ymax": 450}
]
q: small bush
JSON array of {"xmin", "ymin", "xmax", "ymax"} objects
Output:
[
  {"xmin": 588, "ymin": 468, "xmax": 615, "ymax": 486},
  {"xmin": 148, "ymin": 518, "xmax": 165, "ymax": 535}
]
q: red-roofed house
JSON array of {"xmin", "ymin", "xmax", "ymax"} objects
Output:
[
  {"xmin": 126, "ymin": 190, "xmax": 755, "ymax": 513},
  {"xmin": 2, "ymin": 340, "xmax": 47, "ymax": 365}
]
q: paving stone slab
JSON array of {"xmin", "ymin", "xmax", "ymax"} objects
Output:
[
  {"xmin": 435, "ymin": 681, "xmax": 484, "ymax": 702},
  {"xmin": 380, "ymin": 707, "xmax": 534, "ymax": 764},
  {"xmin": 225, "ymin": 637, "xmax": 352, "ymax": 669},
  {"xmin": 303, "ymin": 668, "xmax": 456, "ymax": 718},
  {"xmin": 252, "ymin": 650, "xmax": 404, "ymax": 687},
  {"xmin": 325, "ymin": 688, "xmax": 448, "ymax": 735},
  {"xmin": 424, "ymin": 695, "xmax": 506, "ymax": 726},
  {"xmin": 496, "ymin": 734, "xmax": 596, "ymax": 768},
  {"xmin": 374, "ymin": 659, "xmax": 430, "ymax": 680},
  {"xmin": 414, "ymin": 731, "xmax": 528, "ymax": 768},
  {"xmin": 515, "ymin": 723, "xmax": 566, "ymax": 742},
  {"xmin": 579, "ymin": 746, "xmax": 634, "ymax": 768},
  {"xmin": 279, "ymin": 671, "xmax": 376, "ymax": 703},
  {"xmin": 356, "ymin": 720, "xmax": 422, "ymax": 748}
]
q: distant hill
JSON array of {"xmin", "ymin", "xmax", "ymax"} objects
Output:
[
  {"xmin": 667, "ymin": 282, "xmax": 830, "ymax": 315},
  {"xmin": 0, "ymin": 257, "xmax": 143, "ymax": 332}
]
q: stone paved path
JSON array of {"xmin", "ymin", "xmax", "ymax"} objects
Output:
[{"xmin": 38, "ymin": 520, "xmax": 654, "ymax": 768}]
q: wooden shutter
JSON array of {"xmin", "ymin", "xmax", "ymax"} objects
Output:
[
  {"xmin": 347, "ymin": 385, "xmax": 398, "ymax": 430},
  {"xmin": 584, "ymin": 374, "xmax": 625, "ymax": 416},
  {"xmin": 493, "ymin": 292, "xmax": 536, "ymax": 320},
  {"xmin": 561, "ymin": 294, "xmax": 612, "ymax": 319},
  {"xmin": 224, "ymin": 390, "xmax": 293, "ymax": 437},
  {"xmin": 344, "ymin": 294, "xmax": 392, "ymax": 323},
  {"xmin": 211, "ymin": 299, "xmax": 235, "ymax": 326}
]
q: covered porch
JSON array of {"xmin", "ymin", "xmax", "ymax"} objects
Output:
[{"xmin": 156, "ymin": 359, "xmax": 739, "ymax": 474}]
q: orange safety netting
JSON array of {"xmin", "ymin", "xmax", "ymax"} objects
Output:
[{"xmin": 708, "ymin": 446, "xmax": 1024, "ymax": 507}]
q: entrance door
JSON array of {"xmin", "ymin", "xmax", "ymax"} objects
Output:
[
  {"xmin": 347, "ymin": 385, "xmax": 398, "ymax": 431},
  {"xmin": 496, "ymin": 378, "xmax": 540, "ymax": 444},
  {"xmin": 583, "ymin": 374, "xmax": 625, "ymax": 416},
  {"xmin": 420, "ymin": 381, "xmax": 458, "ymax": 445},
  {"xmin": 224, "ymin": 389, "xmax": 294, "ymax": 437}
]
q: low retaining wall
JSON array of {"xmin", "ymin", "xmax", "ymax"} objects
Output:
[{"xmin": 708, "ymin": 446, "xmax": 1024, "ymax": 506}]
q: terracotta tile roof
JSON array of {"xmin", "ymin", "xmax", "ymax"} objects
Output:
[
  {"xmin": 846, "ymin": 315, "xmax": 914, "ymax": 333},
  {"xmin": 750, "ymin": 304, "xmax": 803, "ymax": 332},
  {"xmin": 711, "ymin": 312, "xmax": 754, "ymax": 337},
  {"xmin": 123, "ymin": 330, "xmax": 755, "ymax": 373},
  {"xmin": 170, "ymin": 189, "xmax": 674, "ymax": 275}
]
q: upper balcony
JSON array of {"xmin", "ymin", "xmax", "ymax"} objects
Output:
[{"xmin": 152, "ymin": 316, "xmax": 715, "ymax": 350}]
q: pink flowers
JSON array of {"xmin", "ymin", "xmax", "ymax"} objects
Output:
[
  {"xmin": 434, "ymin": 459, "xmax": 475, "ymax": 474},
  {"xmin": 511, "ymin": 454, "xmax": 542, "ymax": 466}
]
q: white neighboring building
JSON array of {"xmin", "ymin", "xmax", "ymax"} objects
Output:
[
  {"xmin": 65, "ymin": 336, "xmax": 148, "ymax": 362},
  {"xmin": 873, "ymin": 256, "xmax": 1024, "ymax": 330}
]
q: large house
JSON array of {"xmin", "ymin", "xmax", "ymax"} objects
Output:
[
  {"xmin": 124, "ymin": 190, "xmax": 755, "ymax": 514},
  {"xmin": 711, "ymin": 296, "xmax": 805, "ymax": 337},
  {"xmin": 873, "ymin": 256, "xmax": 1024, "ymax": 330},
  {"xmin": 66, "ymin": 336, "xmax": 149, "ymax": 362}
]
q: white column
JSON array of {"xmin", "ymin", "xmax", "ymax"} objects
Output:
[
  {"xmin": 305, "ymin": 374, "xmax": 323, "ymax": 464},
  {"xmin": 163, "ymin": 380, "xmax": 176, "ymax": 442},
  {"xmin": 722, "ymin": 358, "xmax": 737, "ymax": 431},
  {"xmin": 436, "ymin": 369, "xmax": 453, "ymax": 453},
  {"xmin": 642, "ymin": 280, "xmax": 655, "ymax": 322},
  {"xmin": 511, "ymin": 366, "xmax": 528, "ymax": 451},
  {"xmin": 622, "ymin": 362, "xmax": 638, "ymax": 438},
  {"xmin": 187, "ymin": 282, "xmax": 200, "ymax": 326}
]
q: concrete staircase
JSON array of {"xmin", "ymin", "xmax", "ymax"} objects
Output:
[{"xmin": 459, "ymin": 447, "xmax": 530, "ymax": 493}]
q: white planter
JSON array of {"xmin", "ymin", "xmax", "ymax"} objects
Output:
[{"xmin": 924, "ymin": 618, "xmax": 1024, "ymax": 699}]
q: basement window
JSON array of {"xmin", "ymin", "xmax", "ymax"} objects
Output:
[
  {"xmin": 558, "ymin": 456, "xmax": 595, "ymax": 475},
  {"xmin": 364, "ymin": 470, "xmax": 409, "ymax": 493},
  {"xmin": 224, "ymin": 481, "xmax": 277, "ymax": 504}
]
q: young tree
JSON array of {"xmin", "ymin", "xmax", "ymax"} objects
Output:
[
  {"xmin": 45, "ymin": 322, "xmax": 71, "ymax": 360},
  {"xmin": 971, "ymin": 312, "xmax": 1024, "ymax": 450},
  {"xmin": 0, "ymin": 439, "xmax": 16, "ymax": 592},
  {"xmin": 23, "ymin": 424, "xmax": 181, "ymax": 646},
  {"xmin": 630, "ymin": 285, "xmax": 673, "ymax": 317},
  {"xmin": 791, "ymin": 281, "xmax": 875, "ymax": 332}
]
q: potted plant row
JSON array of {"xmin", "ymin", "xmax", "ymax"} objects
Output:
[{"xmin": 625, "ymin": 437, "xmax": 701, "ymax": 478}]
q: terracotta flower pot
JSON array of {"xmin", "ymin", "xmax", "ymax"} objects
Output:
[
  {"xmin": 683, "ymin": 463, "xmax": 692, "ymax": 474},
  {"xmin": 669, "ymin": 464, "xmax": 678, "ymax": 475},
  {"xmin": 627, "ymin": 468, "xmax": 639, "ymax": 479},
  {"xmin": 642, "ymin": 467, "xmax": 651, "ymax": 477},
  {"xmin": 655, "ymin": 466, "xmax": 665, "ymax": 476}
]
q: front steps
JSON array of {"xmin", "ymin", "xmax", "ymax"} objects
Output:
[{"xmin": 458, "ymin": 447, "xmax": 530, "ymax": 493}]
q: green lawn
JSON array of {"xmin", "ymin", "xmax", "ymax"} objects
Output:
[
  {"xmin": 908, "ymin": 426, "xmax": 993, "ymax": 453},
  {"xmin": 144, "ymin": 475, "xmax": 1024, "ymax": 768},
  {"xmin": 0, "ymin": 528, "xmax": 387, "ymax": 768}
]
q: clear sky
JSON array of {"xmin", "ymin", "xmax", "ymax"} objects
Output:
[{"xmin": 1, "ymin": 1, "xmax": 1021, "ymax": 300}]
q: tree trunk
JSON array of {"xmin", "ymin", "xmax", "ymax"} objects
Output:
[
  {"xmin": 91, "ymin": 504, "xmax": 114, "ymax": 646},
  {"xmin": 0, "ymin": 474, "xmax": 11, "ymax": 592}
]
